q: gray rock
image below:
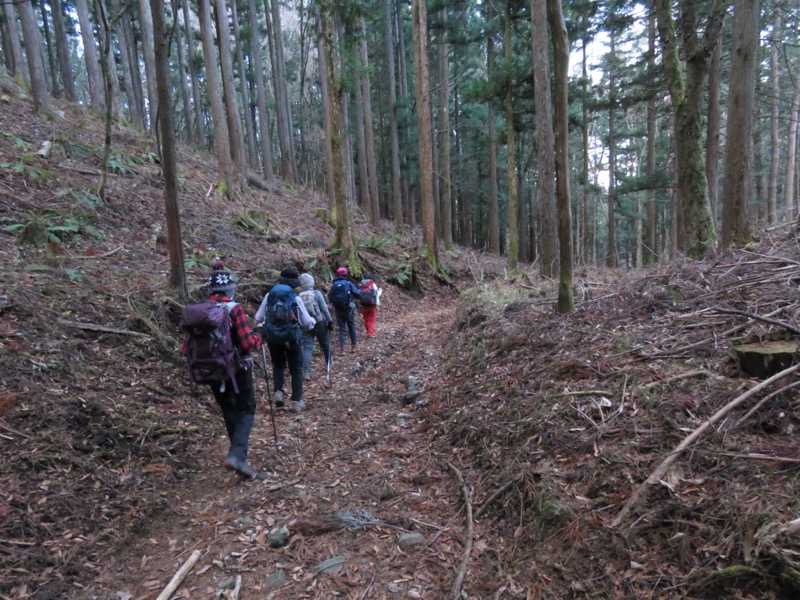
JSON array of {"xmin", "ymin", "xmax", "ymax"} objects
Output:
[
  {"xmin": 315, "ymin": 556, "xmax": 346, "ymax": 575},
  {"xmin": 397, "ymin": 532, "xmax": 425, "ymax": 549},
  {"xmin": 265, "ymin": 569, "xmax": 287, "ymax": 590},
  {"xmin": 402, "ymin": 390, "xmax": 422, "ymax": 405},
  {"xmin": 267, "ymin": 526, "xmax": 290, "ymax": 548}
]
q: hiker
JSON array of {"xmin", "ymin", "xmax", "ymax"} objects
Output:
[
  {"xmin": 255, "ymin": 268, "xmax": 316, "ymax": 412},
  {"xmin": 181, "ymin": 262, "xmax": 265, "ymax": 480},
  {"xmin": 328, "ymin": 267, "xmax": 361, "ymax": 352},
  {"xmin": 298, "ymin": 272, "xmax": 334, "ymax": 380},
  {"xmin": 358, "ymin": 272, "xmax": 383, "ymax": 338}
]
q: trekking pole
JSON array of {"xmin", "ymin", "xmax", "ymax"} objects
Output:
[
  {"xmin": 326, "ymin": 330, "xmax": 333, "ymax": 384},
  {"xmin": 260, "ymin": 345, "xmax": 279, "ymax": 448}
]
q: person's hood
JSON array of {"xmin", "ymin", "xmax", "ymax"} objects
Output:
[{"xmin": 299, "ymin": 273, "xmax": 315, "ymax": 291}]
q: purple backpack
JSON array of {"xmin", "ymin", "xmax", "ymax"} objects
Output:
[{"xmin": 181, "ymin": 301, "xmax": 240, "ymax": 392}]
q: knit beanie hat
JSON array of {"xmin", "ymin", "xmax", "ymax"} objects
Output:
[
  {"xmin": 299, "ymin": 272, "xmax": 315, "ymax": 291},
  {"xmin": 280, "ymin": 267, "xmax": 299, "ymax": 280},
  {"xmin": 337, "ymin": 267, "xmax": 348, "ymax": 276},
  {"xmin": 364, "ymin": 272, "xmax": 373, "ymax": 280},
  {"xmin": 207, "ymin": 261, "xmax": 237, "ymax": 295}
]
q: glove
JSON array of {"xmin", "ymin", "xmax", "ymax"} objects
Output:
[
  {"xmin": 327, "ymin": 321, "xmax": 334, "ymax": 331},
  {"xmin": 256, "ymin": 324, "xmax": 268, "ymax": 338}
]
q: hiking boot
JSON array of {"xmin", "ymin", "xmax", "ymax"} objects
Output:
[
  {"xmin": 351, "ymin": 344, "xmax": 357, "ymax": 353},
  {"xmin": 304, "ymin": 372, "xmax": 312, "ymax": 381},
  {"xmin": 291, "ymin": 399, "xmax": 305, "ymax": 412},
  {"xmin": 274, "ymin": 390, "xmax": 285, "ymax": 407},
  {"xmin": 224, "ymin": 456, "xmax": 256, "ymax": 479}
]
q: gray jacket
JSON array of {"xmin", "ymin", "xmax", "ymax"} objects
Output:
[{"xmin": 298, "ymin": 273, "xmax": 333, "ymax": 324}]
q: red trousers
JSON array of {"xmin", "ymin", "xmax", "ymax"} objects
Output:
[{"xmin": 361, "ymin": 305, "xmax": 377, "ymax": 336}]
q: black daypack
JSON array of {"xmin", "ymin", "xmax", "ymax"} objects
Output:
[
  {"xmin": 359, "ymin": 280, "xmax": 377, "ymax": 306},
  {"xmin": 328, "ymin": 279, "xmax": 352, "ymax": 310},
  {"xmin": 181, "ymin": 301, "xmax": 240, "ymax": 392},
  {"xmin": 264, "ymin": 284, "xmax": 301, "ymax": 346}
]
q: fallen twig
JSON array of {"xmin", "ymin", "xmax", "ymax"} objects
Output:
[
  {"xmin": 0, "ymin": 418, "xmax": 31, "ymax": 439},
  {"xmin": 156, "ymin": 549, "xmax": 201, "ymax": 600},
  {"xmin": 732, "ymin": 379, "xmax": 800, "ymax": 429},
  {"xmin": 713, "ymin": 307, "xmax": 800, "ymax": 336},
  {"xmin": 612, "ymin": 363, "xmax": 800, "ymax": 529},
  {"xmin": 446, "ymin": 461, "xmax": 474, "ymax": 600},
  {"xmin": 66, "ymin": 245, "xmax": 124, "ymax": 259},
  {"xmin": 58, "ymin": 319, "xmax": 149, "ymax": 337},
  {"xmin": 475, "ymin": 473, "xmax": 522, "ymax": 519},
  {"xmin": 640, "ymin": 370, "xmax": 712, "ymax": 390},
  {"xmin": 230, "ymin": 574, "xmax": 242, "ymax": 600}
]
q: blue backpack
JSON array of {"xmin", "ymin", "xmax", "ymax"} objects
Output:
[
  {"xmin": 264, "ymin": 284, "xmax": 301, "ymax": 347},
  {"xmin": 328, "ymin": 278, "xmax": 352, "ymax": 310}
]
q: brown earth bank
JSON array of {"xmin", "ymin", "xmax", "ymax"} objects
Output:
[{"xmin": 2, "ymin": 91, "xmax": 800, "ymax": 600}]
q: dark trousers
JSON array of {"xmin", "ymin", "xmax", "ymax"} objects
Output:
[
  {"xmin": 302, "ymin": 321, "xmax": 331, "ymax": 377},
  {"xmin": 267, "ymin": 340, "xmax": 304, "ymax": 402},
  {"xmin": 334, "ymin": 304, "xmax": 357, "ymax": 348},
  {"xmin": 211, "ymin": 368, "xmax": 255, "ymax": 462}
]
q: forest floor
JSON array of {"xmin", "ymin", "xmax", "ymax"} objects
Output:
[{"xmin": 3, "ymin": 85, "xmax": 800, "ymax": 600}]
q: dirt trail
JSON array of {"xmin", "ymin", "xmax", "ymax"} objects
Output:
[{"xmin": 88, "ymin": 290, "xmax": 462, "ymax": 599}]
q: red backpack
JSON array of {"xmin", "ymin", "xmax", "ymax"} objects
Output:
[
  {"xmin": 181, "ymin": 301, "xmax": 240, "ymax": 392},
  {"xmin": 359, "ymin": 280, "xmax": 377, "ymax": 306}
]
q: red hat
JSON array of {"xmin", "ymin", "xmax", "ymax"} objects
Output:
[{"xmin": 337, "ymin": 267, "xmax": 348, "ymax": 276}]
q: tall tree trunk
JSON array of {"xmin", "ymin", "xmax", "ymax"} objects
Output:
[
  {"xmin": 720, "ymin": 0, "xmax": 758, "ymax": 248},
  {"xmin": 531, "ymin": 0, "xmax": 557, "ymax": 277},
  {"xmin": 50, "ymin": 0, "xmax": 75, "ymax": 100},
  {"xmin": 354, "ymin": 74, "xmax": 370, "ymax": 211},
  {"xmin": 784, "ymin": 92, "xmax": 799, "ymax": 219},
  {"xmin": 150, "ymin": 0, "xmax": 187, "ymax": 300},
  {"xmin": 316, "ymin": 15, "xmax": 335, "ymax": 209},
  {"xmin": 706, "ymin": 37, "xmax": 721, "ymax": 223},
  {"xmin": 319, "ymin": 1, "xmax": 356, "ymax": 260},
  {"xmin": 606, "ymin": 26, "xmax": 618, "ymax": 268},
  {"xmin": 113, "ymin": 0, "xmax": 143, "ymax": 127},
  {"xmin": 213, "ymin": 0, "xmax": 246, "ymax": 182},
  {"xmin": 644, "ymin": 12, "xmax": 657, "ymax": 265},
  {"xmin": 768, "ymin": 3, "xmax": 781, "ymax": 225},
  {"xmin": 487, "ymin": 37, "xmax": 499, "ymax": 254},
  {"xmin": 438, "ymin": 9, "xmax": 452, "ymax": 245},
  {"xmin": 173, "ymin": 2, "xmax": 194, "ymax": 142},
  {"xmin": 412, "ymin": 0, "xmax": 438, "ymax": 268},
  {"xmin": 2, "ymin": 1, "xmax": 25, "ymax": 81},
  {"xmin": 181, "ymin": 0, "xmax": 205, "ymax": 146},
  {"xmin": 397, "ymin": 0, "xmax": 411, "ymax": 226},
  {"xmin": 548, "ymin": 0, "xmax": 573, "ymax": 313},
  {"xmin": 97, "ymin": 0, "xmax": 121, "ymax": 118},
  {"xmin": 75, "ymin": 0, "xmax": 103, "ymax": 109},
  {"xmin": 384, "ymin": 0, "xmax": 403, "ymax": 228},
  {"xmin": 198, "ymin": 0, "xmax": 235, "ymax": 195},
  {"xmin": 18, "ymin": 0, "xmax": 51, "ymax": 112},
  {"xmin": 265, "ymin": 0, "xmax": 297, "ymax": 182},
  {"xmin": 360, "ymin": 16, "xmax": 380, "ymax": 225},
  {"xmin": 249, "ymin": 0, "xmax": 274, "ymax": 179},
  {"xmin": 581, "ymin": 39, "xmax": 591, "ymax": 264},
  {"xmin": 504, "ymin": 0, "xmax": 518, "ymax": 271},
  {"xmin": 39, "ymin": 0, "xmax": 58, "ymax": 96},
  {"xmin": 139, "ymin": 0, "xmax": 158, "ymax": 129},
  {"xmin": 655, "ymin": 0, "xmax": 725, "ymax": 257},
  {"xmin": 230, "ymin": 0, "xmax": 257, "ymax": 165}
]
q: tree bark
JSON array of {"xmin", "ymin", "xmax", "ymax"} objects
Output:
[
  {"xmin": 2, "ymin": 1, "xmax": 25, "ymax": 82},
  {"xmin": 384, "ymin": 0, "xmax": 403, "ymax": 228},
  {"xmin": 265, "ymin": 0, "xmax": 297, "ymax": 182},
  {"xmin": 248, "ymin": 0, "xmax": 274, "ymax": 179},
  {"xmin": 354, "ymin": 71, "xmax": 370, "ymax": 211},
  {"xmin": 213, "ymin": 0, "xmax": 247, "ymax": 182},
  {"xmin": 173, "ymin": 1, "xmax": 195, "ymax": 142},
  {"xmin": 18, "ymin": 0, "xmax": 51, "ymax": 113},
  {"xmin": 504, "ymin": 0, "xmax": 518, "ymax": 271},
  {"xmin": 706, "ymin": 37, "xmax": 721, "ymax": 223},
  {"xmin": 113, "ymin": 0, "xmax": 144, "ymax": 128},
  {"xmin": 360, "ymin": 15, "xmax": 380, "ymax": 225},
  {"xmin": 655, "ymin": 0, "xmax": 724, "ymax": 257},
  {"xmin": 720, "ymin": 0, "xmax": 758, "ymax": 248},
  {"xmin": 438, "ymin": 9, "xmax": 452, "ymax": 245},
  {"xmin": 230, "ymin": 0, "xmax": 257, "ymax": 165},
  {"xmin": 606, "ymin": 26, "xmax": 618, "ymax": 267},
  {"xmin": 644, "ymin": 14, "xmax": 658, "ymax": 265},
  {"xmin": 487, "ymin": 37, "xmax": 499, "ymax": 254},
  {"xmin": 531, "ymin": 0, "xmax": 557, "ymax": 277},
  {"xmin": 75, "ymin": 0, "xmax": 104, "ymax": 109},
  {"xmin": 784, "ymin": 92, "xmax": 799, "ymax": 219},
  {"xmin": 198, "ymin": 0, "xmax": 235, "ymax": 195},
  {"xmin": 412, "ymin": 0, "xmax": 438, "ymax": 268},
  {"xmin": 768, "ymin": 4, "xmax": 781, "ymax": 225},
  {"xmin": 316, "ymin": 15, "xmax": 335, "ymax": 209},
  {"xmin": 319, "ymin": 0, "xmax": 356, "ymax": 260},
  {"xmin": 181, "ymin": 0, "xmax": 205, "ymax": 146},
  {"xmin": 39, "ymin": 0, "xmax": 58, "ymax": 97},
  {"xmin": 139, "ymin": 0, "xmax": 159, "ymax": 129},
  {"xmin": 50, "ymin": 0, "xmax": 75, "ymax": 100},
  {"xmin": 151, "ymin": 0, "xmax": 187, "ymax": 301}
]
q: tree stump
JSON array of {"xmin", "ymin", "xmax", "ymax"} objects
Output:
[{"xmin": 731, "ymin": 340, "xmax": 799, "ymax": 379}]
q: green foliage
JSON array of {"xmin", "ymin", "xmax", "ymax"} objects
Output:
[
  {"xmin": 64, "ymin": 267, "xmax": 84, "ymax": 283},
  {"xmin": 184, "ymin": 251, "xmax": 216, "ymax": 270},
  {"xmin": 312, "ymin": 207, "xmax": 335, "ymax": 227},
  {"xmin": 387, "ymin": 258, "xmax": 413, "ymax": 286},
  {"xmin": 2, "ymin": 132, "xmax": 32, "ymax": 150},
  {"xmin": 0, "ymin": 158, "xmax": 54, "ymax": 181},
  {"xmin": 235, "ymin": 210, "xmax": 270, "ymax": 232},
  {"xmin": 358, "ymin": 234, "xmax": 396, "ymax": 250},
  {"xmin": 1, "ymin": 208, "xmax": 105, "ymax": 247},
  {"xmin": 106, "ymin": 151, "xmax": 138, "ymax": 175}
]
